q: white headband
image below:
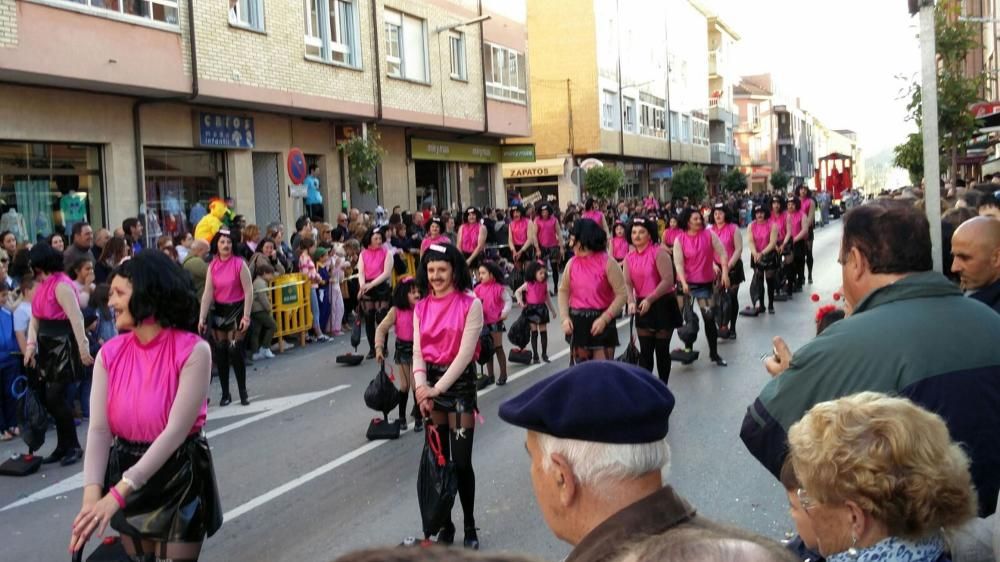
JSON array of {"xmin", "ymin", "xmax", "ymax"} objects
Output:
[{"xmin": 429, "ymin": 244, "xmax": 447, "ymax": 253}]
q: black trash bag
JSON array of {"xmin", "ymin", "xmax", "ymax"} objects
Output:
[
  {"xmin": 677, "ymin": 298, "xmax": 700, "ymax": 349},
  {"xmin": 363, "ymin": 365, "xmax": 400, "ymax": 416},
  {"xmin": 507, "ymin": 312, "xmax": 530, "ymax": 349},
  {"xmin": 476, "ymin": 327, "xmax": 495, "ymax": 366},
  {"xmin": 14, "ymin": 376, "xmax": 47, "ymax": 453},
  {"xmin": 749, "ymin": 268, "xmax": 764, "ymax": 307},
  {"xmin": 417, "ymin": 424, "xmax": 458, "ymax": 538},
  {"xmin": 350, "ymin": 308, "xmax": 362, "ymax": 349},
  {"xmin": 507, "ymin": 267, "xmax": 524, "ymax": 292},
  {"xmin": 616, "ymin": 317, "xmax": 640, "ymax": 365}
]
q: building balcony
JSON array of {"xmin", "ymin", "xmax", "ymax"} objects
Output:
[
  {"xmin": 736, "ymin": 121, "xmax": 761, "ymax": 134},
  {"xmin": 709, "ymin": 104, "xmax": 737, "ymax": 125},
  {"xmin": 711, "ymin": 142, "xmax": 736, "ymax": 166}
]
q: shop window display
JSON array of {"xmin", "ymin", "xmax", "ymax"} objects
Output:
[
  {"xmin": 144, "ymin": 148, "xmax": 226, "ymax": 239},
  {"xmin": 0, "ymin": 142, "xmax": 105, "ymax": 244}
]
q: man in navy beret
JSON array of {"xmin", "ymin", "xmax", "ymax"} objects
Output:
[{"xmin": 499, "ymin": 361, "xmax": 741, "ymax": 562}]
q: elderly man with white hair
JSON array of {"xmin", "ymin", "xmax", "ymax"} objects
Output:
[{"xmin": 499, "ymin": 361, "xmax": 781, "ymax": 562}]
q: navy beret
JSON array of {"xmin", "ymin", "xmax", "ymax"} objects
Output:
[{"xmin": 498, "ymin": 361, "xmax": 675, "ymax": 444}]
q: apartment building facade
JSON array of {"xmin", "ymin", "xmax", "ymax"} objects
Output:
[
  {"xmin": 0, "ymin": 0, "xmax": 529, "ymax": 245},
  {"xmin": 511, "ymin": 0, "xmax": 709, "ymax": 206},
  {"xmin": 702, "ymin": 7, "xmax": 742, "ymax": 192}
]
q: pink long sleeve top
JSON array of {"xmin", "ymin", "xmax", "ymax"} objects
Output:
[
  {"xmin": 474, "ymin": 280, "xmax": 511, "ymax": 325},
  {"xmin": 34, "ymin": 273, "xmax": 79, "ymax": 319},
  {"xmin": 83, "ymin": 328, "xmax": 211, "ymax": 489}
]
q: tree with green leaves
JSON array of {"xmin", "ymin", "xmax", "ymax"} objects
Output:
[
  {"xmin": 670, "ymin": 164, "xmax": 707, "ymax": 204},
  {"xmin": 895, "ymin": 0, "xmax": 983, "ymax": 182},
  {"xmin": 893, "ymin": 132, "xmax": 924, "ymax": 186},
  {"xmin": 769, "ymin": 169, "xmax": 790, "ymax": 192},
  {"xmin": 338, "ymin": 127, "xmax": 385, "ymax": 194},
  {"xmin": 722, "ymin": 168, "xmax": 748, "ymax": 194},
  {"xmin": 584, "ymin": 166, "xmax": 625, "ymax": 200}
]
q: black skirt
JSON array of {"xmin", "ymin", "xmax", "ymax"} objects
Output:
[
  {"xmin": 210, "ymin": 301, "xmax": 244, "ymax": 331},
  {"xmin": 540, "ymin": 245, "xmax": 562, "ymax": 264},
  {"xmin": 728, "ymin": 258, "xmax": 746, "ymax": 285},
  {"xmin": 569, "ymin": 308, "xmax": 619, "ymax": 350},
  {"xmin": 483, "ymin": 321, "xmax": 506, "ymax": 334},
  {"xmin": 635, "ymin": 295, "xmax": 683, "ymax": 332},
  {"xmin": 513, "ymin": 243, "xmax": 536, "ymax": 263},
  {"xmin": 427, "ymin": 363, "xmax": 477, "ymax": 413},
  {"xmin": 524, "ymin": 303, "xmax": 550, "ymax": 325},
  {"xmin": 394, "ymin": 339, "xmax": 414, "ymax": 365},
  {"xmin": 37, "ymin": 319, "xmax": 83, "ymax": 384},
  {"xmin": 361, "ymin": 281, "xmax": 391, "ymax": 303},
  {"xmin": 462, "ymin": 252, "xmax": 481, "ymax": 270},
  {"xmin": 106, "ymin": 433, "xmax": 223, "ymax": 543},
  {"xmin": 752, "ymin": 252, "xmax": 779, "ymax": 271}
]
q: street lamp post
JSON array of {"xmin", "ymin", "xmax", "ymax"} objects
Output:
[{"xmin": 914, "ymin": 0, "xmax": 943, "ymax": 272}]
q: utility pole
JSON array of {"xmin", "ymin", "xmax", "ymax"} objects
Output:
[{"xmin": 915, "ymin": 0, "xmax": 943, "ymax": 272}]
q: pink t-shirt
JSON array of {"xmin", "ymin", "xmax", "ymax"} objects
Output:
[
  {"xmin": 103, "ymin": 328, "xmax": 206, "ymax": 443},
  {"xmin": 769, "ymin": 213, "xmax": 787, "ymax": 241},
  {"xmin": 663, "ymin": 227, "xmax": 682, "ymax": 248},
  {"xmin": 568, "ymin": 252, "xmax": 615, "ymax": 310},
  {"xmin": 790, "ymin": 211, "xmax": 804, "ymax": 239},
  {"xmin": 362, "ymin": 247, "xmax": 387, "ymax": 282},
  {"xmin": 459, "ymin": 223, "xmax": 481, "ymax": 254},
  {"xmin": 626, "ymin": 244, "xmax": 662, "ymax": 299},
  {"xmin": 209, "ymin": 255, "xmax": 245, "ymax": 304},
  {"xmin": 474, "ymin": 280, "xmax": 505, "ymax": 325},
  {"xmin": 582, "ymin": 210, "xmax": 604, "ymax": 226},
  {"xmin": 421, "ymin": 235, "xmax": 451, "ymax": 253},
  {"xmin": 535, "ymin": 216, "xmax": 559, "ymax": 247},
  {"xmin": 415, "ymin": 290, "xmax": 479, "ymax": 365},
  {"xmin": 510, "ymin": 218, "xmax": 530, "ymax": 246},
  {"xmin": 751, "ymin": 221, "xmax": 773, "ymax": 253},
  {"xmin": 678, "ymin": 229, "xmax": 715, "ymax": 284},
  {"xmin": 525, "ymin": 281, "xmax": 548, "ymax": 305},
  {"xmin": 801, "ymin": 197, "xmax": 814, "ymax": 216},
  {"xmin": 395, "ymin": 308, "xmax": 414, "ymax": 343},
  {"xmin": 34, "ymin": 272, "xmax": 79, "ymax": 320},
  {"xmin": 709, "ymin": 222, "xmax": 737, "ymax": 265},
  {"xmin": 611, "ymin": 236, "xmax": 629, "ymax": 261}
]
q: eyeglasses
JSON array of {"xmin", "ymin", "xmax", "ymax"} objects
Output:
[{"xmin": 796, "ymin": 488, "xmax": 817, "ymax": 512}]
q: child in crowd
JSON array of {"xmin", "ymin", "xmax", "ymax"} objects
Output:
[
  {"xmin": 611, "ymin": 221, "xmax": 629, "ymax": 263},
  {"xmin": 474, "ymin": 261, "xmax": 512, "ymax": 386},
  {"xmin": 315, "ymin": 246, "xmax": 333, "ymax": 336},
  {"xmin": 90, "ymin": 284, "xmax": 117, "ymax": 345},
  {"xmin": 298, "ymin": 238, "xmax": 330, "ymax": 343},
  {"xmin": 250, "ymin": 263, "xmax": 278, "ymax": 360},
  {"xmin": 327, "ymin": 245, "xmax": 348, "ymax": 337},
  {"xmin": 514, "ymin": 261, "xmax": 556, "ymax": 364},
  {"xmin": 0, "ymin": 284, "xmax": 20, "ymax": 440},
  {"xmin": 373, "ymin": 276, "xmax": 421, "ymax": 431}
]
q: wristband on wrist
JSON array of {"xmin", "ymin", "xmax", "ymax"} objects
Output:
[{"xmin": 108, "ymin": 487, "xmax": 126, "ymax": 509}]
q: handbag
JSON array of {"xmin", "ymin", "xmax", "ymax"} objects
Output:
[
  {"xmin": 476, "ymin": 327, "xmax": 495, "ymax": 366},
  {"xmin": 508, "ymin": 348, "xmax": 533, "ymax": 365},
  {"xmin": 507, "ymin": 267, "xmax": 524, "ymax": 291},
  {"xmin": 616, "ymin": 316, "xmax": 640, "ymax": 365},
  {"xmin": 417, "ymin": 424, "xmax": 458, "ymax": 538},
  {"xmin": 366, "ymin": 417, "xmax": 401, "ymax": 440},
  {"xmin": 363, "ymin": 365, "xmax": 400, "ymax": 416},
  {"xmin": 14, "ymin": 375, "xmax": 47, "ymax": 453}
]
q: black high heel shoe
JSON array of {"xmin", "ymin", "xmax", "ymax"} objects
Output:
[
  {"xmin": 437, "ymin": 522, "xmax": 455, "ymax": 545},
  {"xmin": 464, "ymin": 526, "xmax": 480, "ymax": 550},
  {"xmin": 219, "ymin": 395, "xmax": 232, "ymax": 407}
]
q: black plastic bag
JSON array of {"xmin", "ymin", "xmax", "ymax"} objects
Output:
[
  {"xmin": 417, "ymin": 424, "xmax": 458, "ymax": 538},
  {"xmin": 350, "ymin": 308, "xmax": 362, "ymax": 349},
  {"xmin": 363, "ymin": 366, "xmax": 400, "ymax": 416},
  {"xmin": 476, "ymin": 327, "xmax": 495, "ymax": 366},
  {"xmin": 507, "ymin": 312, "xmax": 530, "ymax": 349},
  {"xmin": 14, "ymin": 376, "xmax": 47, "ymax": 453},
  {"xmin": 677, "ymin": 298, "xmax": 700, "ymax": 348},
  {"xmin": 507, "ymin": 267, "xmax": 524, "ymax": 292},
  {"xmin": 616, "ymin": 317, "xmax": 640, "ymax": 365}
]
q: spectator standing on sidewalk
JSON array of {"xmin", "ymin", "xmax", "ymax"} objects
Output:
[
  {"xmin": 249, "ymin": 263, "xmax": 277, "ymax": 361},
  {"xmin": 122, "ymin": 217, "xmax": 144, "ymax": 255},
  {"xmin": 183, "ymin": 240, "xmax": 210, "ymax": 302},
  {"xmin": 304, "ymin": 164, "xmax": 324, "ymax": 221},
  {"xmin": 951, "ymin": 216, "xmax": 1000, "ymax": 313},
  {"xmin": 64, "ymin": 222, "xmax": 94, "ymax": 265},
  {"xmin": 0, "ymin": 284, "xmax": 20, "ymax": 441}
]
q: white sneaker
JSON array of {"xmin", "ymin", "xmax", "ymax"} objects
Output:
[
  {"xmin": 263, "ymin": 348, "xmax": 276, "ymax": 359},
  {"xmin": 251, "ymin": 350, "xmax": 265, "ymax": 361}
]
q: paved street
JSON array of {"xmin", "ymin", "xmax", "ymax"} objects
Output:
[{"xmin": 0, "ymin": 224, "xmax": 845, "ymax": 562}]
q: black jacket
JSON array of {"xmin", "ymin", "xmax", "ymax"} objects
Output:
[{"xmin": 971, "ymin": 278, "xmax": 1000, "ymax": 314}]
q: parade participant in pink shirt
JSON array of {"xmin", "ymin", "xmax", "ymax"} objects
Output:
[
  {"xmin": 475, "ymin": 261, "xmax": 513, "ymax": 385},
  {"xmin": 357, "ymin": 226, "xmax": 394, "ymax": 359},
  {"xmin": 623, "ymin": 217, "xmax": 681, "ymax": 384},
  {"xmin": 797, "ymin": 185, "xmax": 817, "ymax": 284},
  {"xmin": 515, "ymin": 260, "xmax": 557, "ymax": 364},
  {"xmin": 788, "ymin": 198, "xmax": 812, "ymax": 294},
  {"xmin": 744, "ymin": 205, "xmax": 779, "ymax": 315},
  {"xmin": 611, "ymin": 221, "xmax": 629, "ymax": 263},
  {"xmin": 534, "ymin": 204, "xmax": 563, "ymax": 296},
  {"xmin": 673, "ymin": 208, "xmax": 730, "ymax": 367},
  {"xmin": 71, "ymin": 251, "xmax": 222, "ymax": 561},
  {"xmin": 413, "ymin": 242, "xmax": 484, "ymax": 549},
  {"xmin": 662, "ymin": 214, "xmax": 683, "ymax": 253},
  {"xmin": 581, "ymin": 198, "xmax": 609, "ymax": 234},
  {"xmin": 420, "ymin": 216, "xmax": 450, "ymax": 257},
  {"xmin": 374, "ymin": 276, "xmax": 422, "ymax": 431},
  {"xmin": 507, "ymin": 205, "xmax": 538, "ymax": 270},
  {"xmin": 558, "ymin": 218, "xmax": 627, "ymax": 362},
  {"xmin": 457, "ymin": 207, "xmax": 487, "ymax": 270},
  {"xmin": 708, "ymin": 204, "xmax": 744, "ymax": 339},
  {"xmin": 198, "ymin": 229, "xmax": 253, "ymax": 406}
]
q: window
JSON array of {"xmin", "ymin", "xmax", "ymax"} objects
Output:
[
  {"xmin": 384, "ymin": 9, "xmax": 429, "ymax": 82},
  {"xmin": 681, "ymin": 115, "xmax": 691, "ymax": 143},
  {"xmin": 449, "ymin": 32, "xmax": 467, "ymax": 80},
  {"xmin": 304, "ymin": 0, "xmax": 360, "ymax": 68},
  {"xmin": 144, "ymin": 148, "xmax": 226, "ymax": 239},
  {"xmin": 750, "ymin": 104, "xmax": 761, "ymax": 128},
  {"xmin": 669, "ymin": 111, "xmax": 679, "ymax": 140},
  {"xmin": 484, "ymin": 43, "xmax": 527, "ymax": 103},
  {"xmin": 230, "ymin": 0, "xmax": 264, "ymax": 31},
  {"xmin": 601, "ymin": 90, "xmax": 619, "ymax": 129},
  {"xmin": 57, "ymin": 0, "xmax": 178, "ymax": 25},
  {"xmin": 622, "ymin": 97, "xmax": 636, "ymax": 133}
]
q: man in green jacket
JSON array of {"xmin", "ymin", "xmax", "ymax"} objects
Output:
[
  {"xmin": 741, "ymin": 201, "xmax": 1000, "ymax": 517},
  {"xmin": 182, "ymin": 239, "xmax": 210, "ymax": 301}
]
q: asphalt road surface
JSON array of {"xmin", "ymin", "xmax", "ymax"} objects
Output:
[{"xmin": 0, "ymin": 222, "xmax": 846, "ymax": 562}]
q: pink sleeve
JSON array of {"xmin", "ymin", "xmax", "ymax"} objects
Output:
[
  {"xmin": 83, "ymin": 352, "xmax": 112, "ymax": 488},
  {"xmin": 121, "ymin": 341, "xmax": 212, "ymax": 489},
  {"xmin": 432, "ymin": 300, "xmax": 484, "ymax": 393},
  {"xmin": 413, "ymin": 314, "xmax": 426, "ymax": 387}
]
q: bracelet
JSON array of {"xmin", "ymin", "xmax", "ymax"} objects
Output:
[
  {"xmin": 108, "ymin": 487, "xmax": 126, "ymax": 509},
  {"xmin": 412, "ymin": 369, "xmax": 426, "ymax": 377}
]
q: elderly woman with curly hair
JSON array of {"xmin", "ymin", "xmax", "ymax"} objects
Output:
[{"xmin": 787, "ymin": 392, "xmax": 978, "ymax": 562}]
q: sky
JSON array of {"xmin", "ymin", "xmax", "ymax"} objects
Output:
[{"xmin": 708, "ymin": 0, "xmax": 922, "ymax": 159}]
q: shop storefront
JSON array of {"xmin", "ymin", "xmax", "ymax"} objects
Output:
[
  {"xmin": 410, "ymin": 138, "xmax": 498, "ymax": 212},
  {"xmin": 502, "ymin": 158, "xmax": 566, "ymax": 209},
  {"xmin": 0, "ymin": 141, "xmax": 106, "ymax": 244},
  {"xmin": 143, "ymin": 147, "xmax": 227, "ymax": 240}
]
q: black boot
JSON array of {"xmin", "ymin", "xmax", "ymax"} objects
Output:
[
  {"xmin": 216, "ymin": 341, "xmax": 232, "ymax": 405},
  {"xmin": 231, "ymin": 341, "xmax": 250, "ymax": 405},
  {"xmin": 437, "ymin": 521, "xmax": 455, "ymax": 545},
  {"xmin": 464, "ymin": 526, "xmax": 480, "ymax": 550}
]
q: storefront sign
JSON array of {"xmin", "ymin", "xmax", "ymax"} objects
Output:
[
  {"xmin": 196, "ymin": 112, "xmax": 255, "ymax": 149},
  {"xmin": 971, "ymin": 101, "xmax": 1000, "ymax": 119},
  {"xmin": 411, "ymin": 138, "xmax": 499, "ymax": 163},
  {"xmin": 502, "ymin": 158, "xmax": 565, "ymax": 179},
  {"xmin": 501, "ymin": 144, "xmax": 536, "ymax": 163}
]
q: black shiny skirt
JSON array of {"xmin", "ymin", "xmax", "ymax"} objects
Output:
[
  {"xmin": 210, "ymin": 301, "xmax": 244, "ymax": 331},
  {"xmin": 427, "ymin": 363, "xmax": 477, "ymax": 413},
  {"xmin": 635, "ymin": 295, "xmax": 683, "ymax": 332},
  {"xmin": 569, "ymin": 308, "xmax": 619, "ymax": 350},
  {"xmin": 106, "ymin": 433, "xmax": 223, "ymax": 543},
  {"xmin": 513, "ymin": 243, "xmax": 535, "ymax": 263},
  {"xmin": 524, "ymin": 304, "xmax": 550, "ymax": 325},
  {"xmin": 394, "ymin": 339, "xmax": 414, "ymax": 365},
  {"xmin": 37, "ymin": 319, "xmax": 82, "ymax": 384},
  {"xmin": 361, "ymin": 281, "xmax": 391, "ymax": 303}
]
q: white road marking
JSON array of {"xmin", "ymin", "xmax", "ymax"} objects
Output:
[
  {"xmin": 223, "ymin": 318, "xmax": 629, "ymax": 521},
  {"xmin": 0, "ymin": 386, "xmax": 350, "ymax": 512}
]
